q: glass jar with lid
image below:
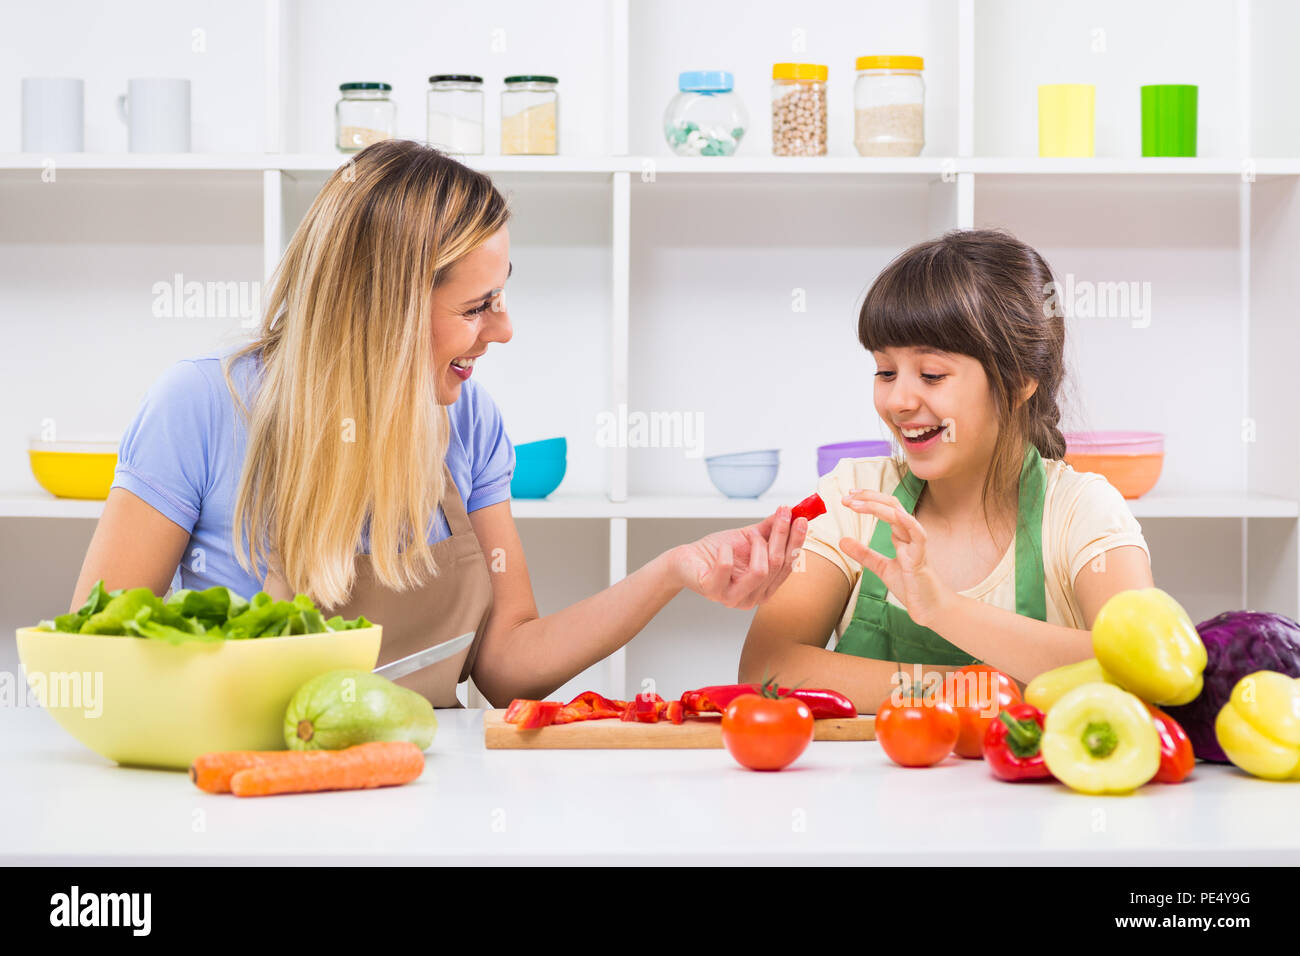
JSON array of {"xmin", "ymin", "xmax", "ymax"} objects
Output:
[
  {"xmin": 771, "ymin": 63, "xmax": 828, "ymax": 156},
  {"xmin": 854, "ymin": 56, "xmax": 925, "ymax": 157},
  {"xmin": 335, "ymin": 82, "xmax": 395, "ymax": 153},
  {"xmin": 663, "ymin": 71, "xmax": 748, "ymax": 156},
  {"xmin": 427, "ymin": 74, "xmax": 484, "ymax": 154},
  {"xmin": 501, "ymin": 75, "xmax": 558, "ymax": 155}
]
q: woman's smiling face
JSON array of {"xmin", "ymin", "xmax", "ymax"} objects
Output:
[
  {"xmin": 872, "ymin": 346, "xmax": 1000, "ymax": 483},
  {"xmin": 431, "ymin": 225, "xmax": 513, "ymax": 405}
]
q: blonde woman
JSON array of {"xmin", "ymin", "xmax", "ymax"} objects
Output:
[{"xmin": 71, "ymin": 140, "xmax": 806, "ymax": 708}]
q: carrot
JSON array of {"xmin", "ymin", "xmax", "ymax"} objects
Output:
[
  {"xmin": 190, "ymin": 750, "xmax": 306, "ymax": 794},
  {"xmin": 228, "ymin": 741, "xmax": 424, "ymax": 797}
]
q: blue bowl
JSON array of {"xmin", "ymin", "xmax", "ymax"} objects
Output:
[
  {"xmin": 706, "ymin": 448, "xmax": 780, "ymax": 466},
  {"xmin": 705, "ymin": 460, "xmax": 779, "ymax": 499},
  {"xmin": 512, "ymin": 438, "xmax": 566, "ymax": 499}
]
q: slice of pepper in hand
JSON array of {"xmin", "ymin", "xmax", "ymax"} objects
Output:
[
  {"xmin": 791, "ymin": 493, "xmax": 826, "ymax": 523},
  {"xmin": 983, "ymin": 703, "xmax": 1052, "ymax": 781}
]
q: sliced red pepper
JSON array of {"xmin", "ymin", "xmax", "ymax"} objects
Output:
[
  {"xmin": 512, "ymin": 701, "xmax": 562, "ymax": 729},
  {"xmin": 665, "ymin": 700, "xmax": 685, "ymax": 724},
  {"xmin": 566, "ymin": 690, "xmax": 625, "ymax": 719},
  {"xmin": 791, "ymin": 492, "xmax": 827, "ymax": 523},
  {"xmin": 982, "ymin": 703, "xmax": 1052, "ymax": 781},
  {"xmin": 503, "ymin": 699, "xmax": 531, "ymax": 723}
]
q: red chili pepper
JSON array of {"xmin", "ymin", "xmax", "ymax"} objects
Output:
[
  {"xmin": 791, "ymin": 493, "xmax": 827, "ymax": 523},
  {"xmin": 982, "ymin": 703, "xmax": 1052, "ymax": 781},
  {"xmin": 1146, "ymin": 703, "xmax": 1195, "ymax": 784},
  {"xmin": 680, "ymin": 684, "xmax": 854, "ymax": 719}
]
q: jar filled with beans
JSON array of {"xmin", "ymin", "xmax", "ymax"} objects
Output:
[{"xmin": 771, "ymin": 63, "xmax": 828, "ymax": 156}]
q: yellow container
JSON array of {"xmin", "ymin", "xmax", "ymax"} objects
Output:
[
  {"xmin": 15, "ymin": 625, "xmax": 382, "ymax": 770},
  {"xmin": 28, "ymin": 440, "xmax": 119, "ymax": 499},
  {"xmin": 1038, "ymin": 84, "xmax": 1095, "ymax": 157}
]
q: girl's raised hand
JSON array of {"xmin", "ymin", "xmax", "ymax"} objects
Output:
[
  {"xmin": 671, "ymin": 507, "xmax": 808, "ymax": 610},
  {"xmin": 838, "ymin": 489, "xmax": 954, "ymax": 628}
]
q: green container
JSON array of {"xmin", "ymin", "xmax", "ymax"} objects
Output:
[{"xmin": 1141, "ymin": 85, "xmax": 1197, "ymax": 157}]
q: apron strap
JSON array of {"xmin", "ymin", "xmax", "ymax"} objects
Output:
[
  {"xmin": 1013, "ymin": 444, "xmax": 1047, "ymax": 621},
  {"xmin": 439, "ymin": 462, "xmax": 475, "ymax": 538}
]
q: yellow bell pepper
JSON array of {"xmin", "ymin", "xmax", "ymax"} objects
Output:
[
  {"xmin": 1041, "ymin": 683, "xmax": 1161, "ymax": 794},
  {"xmin": 1214, "ymin": 671, "xmax": 1300, "ymax": 780},
  {"xmin": 1025, "ymin": 658, "xmax": 1115, "ymax": 712},
  {"xmin": 1091, "ymin": 588, "xmax": 1206, "ymax": 706}
]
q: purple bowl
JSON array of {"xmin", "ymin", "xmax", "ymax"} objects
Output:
[{"xmin": 817, "ymin": 440, "xmax": 893, "ymax": 477}]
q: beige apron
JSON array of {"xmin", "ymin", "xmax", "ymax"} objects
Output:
[{"xmin": 263, "ymin": 465, "xmax": 494, "ymax": 708}]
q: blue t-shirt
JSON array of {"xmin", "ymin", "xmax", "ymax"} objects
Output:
[{"xmin": 111, "ymin": 347, "xmax": 515, "ymax": 596}]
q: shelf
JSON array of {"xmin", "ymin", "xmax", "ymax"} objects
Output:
[
  {"xmin": 4, "ymin": 153, "xmax": 1298, "ymax": 180},
  {"xmin": 5, "ymin": 492, "xmax": 1295, "ymax": 521}
]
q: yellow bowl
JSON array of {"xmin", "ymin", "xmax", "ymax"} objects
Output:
[
  {"xmin": 15, "ymin": 625, "xmax": 382, "ymax": 770},
  {"xmin": 29, "ymin": 442, "xmax": 119, "ymax": 499}
]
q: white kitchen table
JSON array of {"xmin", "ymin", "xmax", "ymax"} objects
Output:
[{"xmin": 1, "ymin": 704, "xmax": 1295, "ymax": 865}]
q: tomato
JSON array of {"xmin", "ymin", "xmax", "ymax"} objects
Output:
[
  {"xmin": 875, "ymin": 693, "xmax": 960, "ymax": 767},
  {"xmin": 943, "ymin": 665, "xmax": 1023, "ymax": 759},
  {"xmin": 721, "ymin": 693, "xmax": 815, "ymax": 771}
]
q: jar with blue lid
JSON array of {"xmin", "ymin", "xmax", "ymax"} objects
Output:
[{"xmin": 663, "ymin": 71, "xmax": 747, "ymax": 156}]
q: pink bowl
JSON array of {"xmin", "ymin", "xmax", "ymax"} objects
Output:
[{"xmin": 1063, "ymin": 431, "xmax": 1164, "ymax": 499}]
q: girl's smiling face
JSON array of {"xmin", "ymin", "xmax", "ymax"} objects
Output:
[
  {"xmin": 872, "ymin": 346, "xmax": 1001, "ymax": 484},
  {"xmin": 430, "ymin": 225, "xmax": 513, "ymax": 405}
]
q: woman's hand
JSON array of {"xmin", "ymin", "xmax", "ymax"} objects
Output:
[
  {"xmin": 838, "ymin": 489, "xmax": 955, "ymax": 628},
  {"xmin": 670, "ymin": 508, "xmax": 808, "ymax": 610}
]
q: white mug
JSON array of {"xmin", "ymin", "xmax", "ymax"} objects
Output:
[
  {"xmin": 22, "ymin": 77, "xmax": 85, "ymax": 152},
  {"xmin": 116, "ymin": 77, "xmax": 191, "ymax": 152}
]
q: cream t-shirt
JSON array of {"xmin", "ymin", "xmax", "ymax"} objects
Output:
[{"xmin": 801, "ymin": 455, "xmax": 1150, "ymax": 640}]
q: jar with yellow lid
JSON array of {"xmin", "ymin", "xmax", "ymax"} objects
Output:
[
  {"xmin": 853, "ymin": 55, "xmax": 924, "ymax": 157},
  {"xmin": 771, "ymin": 63, "xmax": 827, "ymax": 156}
]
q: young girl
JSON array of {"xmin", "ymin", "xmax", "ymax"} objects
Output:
[{"xmin": 740, "ymin": 229, "xmax": 1154, "ymax": 711}]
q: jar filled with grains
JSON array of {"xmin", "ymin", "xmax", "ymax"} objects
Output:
[
  {"xmin": 853, "ymin": 56, "xmax": 925, "ymax": 157},
  {"xmin": 335, "ymin": 82, "xmax": 395, "ymax": 153},
  {"xmin": 771, "ymin": 63, "xmax": 828, "ymax": 156},
  {"xmin": 501, "ymin": 75, "xmax": 558, "ymax": 155}
]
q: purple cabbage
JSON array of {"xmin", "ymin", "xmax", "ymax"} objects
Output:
[{"xmin": 1163, "ymin": 611, "xmax": 1300, "ymax": 762}]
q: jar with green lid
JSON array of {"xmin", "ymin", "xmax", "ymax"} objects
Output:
[
  {"xmin": 501, "ymin": 75, "xmax": 557, "ymax": 155},
  {"xmin": 853, "ymin": 56, "xmax": 925, "ymax": 157},
  {"xmin": 427, "ymin": 74, "xmax": 484, "ymax": 154},
  {"xmin": 335, "ymin": 82, "xmax": 395, "ymax": 153},
  {"xmin": 771, "ymin": 63, "xmax": 828, "ymax": 156}
]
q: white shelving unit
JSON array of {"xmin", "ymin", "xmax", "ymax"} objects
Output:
[{"xmin": 3, "ymin": 0, "xmax": 1298, "ymax": 702}]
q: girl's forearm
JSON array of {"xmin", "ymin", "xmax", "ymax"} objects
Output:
[
  {"xmin": 488, "ymin": 548, "xmax": 686, "ymax": 701},
  {"xmin": 929, "ymin": 594, "xmax": 1092, "ymax": 683}
]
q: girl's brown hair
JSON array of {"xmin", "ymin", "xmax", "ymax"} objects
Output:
[
  {"xmin": 224, "ymin": 140, "xmax": 510, "ymax": 606},
  {"xmin": 858, "ymin": 228, "xmax": 1069, "ymax": 534}
]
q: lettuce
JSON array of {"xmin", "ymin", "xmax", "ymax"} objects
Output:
[{"xmin": 34, "ymin": 580, "xmax": 371, "ymax": 643}]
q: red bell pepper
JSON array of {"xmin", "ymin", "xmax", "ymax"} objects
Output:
[
  {"xmin": 1146, "ymin": 703, "xmax": 1195, "ymax": 783},
  {"xmin": 982, "ymin": 703, "xmax": 1052, "ymax": 781},
  {"xmin": 791, "ymin": 493, "xmax": 827, "ymax": 523},
  {"xmin": 665, "ymin": 700, "xmax": 685, "ymax": 724}
]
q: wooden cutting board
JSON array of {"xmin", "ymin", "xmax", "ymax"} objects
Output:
[{"xmin": 483, "ymin": 709, "xmax": 875, "ymax": 749}]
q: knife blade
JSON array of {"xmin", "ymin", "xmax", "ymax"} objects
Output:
[{"xmin": 372, "ymin": 631, "xmax": 475, "ymax": 680}]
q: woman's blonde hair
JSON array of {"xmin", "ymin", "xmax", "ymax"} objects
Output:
[{"xmin": 223, "ymin": 140, "xmax": 510, "ymax": 607}]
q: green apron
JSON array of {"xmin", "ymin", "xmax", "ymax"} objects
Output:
[{"xmin": 834, "ymin": 443, "xmax": 1048, "ymax": 666}]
